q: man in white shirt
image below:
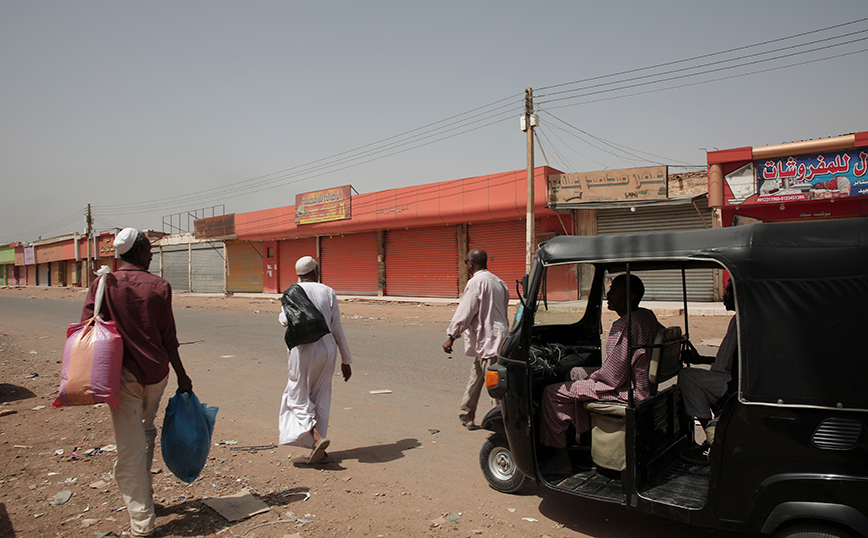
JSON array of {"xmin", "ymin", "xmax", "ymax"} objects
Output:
[{"xmin": 442, "ymin": 249, "xmax": 510, "ymax": 430}]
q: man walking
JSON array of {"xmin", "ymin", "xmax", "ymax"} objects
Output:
[
  {"xmin": 81, "ymin": 228, "xmax": 192, "ymax": 537},
  {"xmin": 442, "ymin": 248, "xmax": 509, "ymax": 430},
  {"xmin": 278, "ymin": 256, "xmax": 352, "ymax": 464}
]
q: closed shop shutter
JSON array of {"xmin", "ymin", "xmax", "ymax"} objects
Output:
[
  {"xmin": 38, "ymin": 263, "xmax": 49, "ymax": 286},
  {"xmin": 162, "ymin": 246, "xmax": 190, "ymax": 293},
  {"xmin": 65, "ymin": 262, "xmax": 78, "ymax": 287},
  {"xmin": 191, "ymin": 243, "xmax": 224, "ymax": 293},
  {"xmin": 226, "ymin": 240, "xmax": 263, "ymax": 293},
  {"xmin": 149, "ymin": 249, "xmax": 161, "ymax": 278},
  {"xmin": 469, "ymin": 219, "xmax": 541, "ymax": 300},
  {"xmin": 278, "ymin": 238, "xmax": 317, "ymax": 293},
  {"xmin": 51, "ymin": 261, "xmax": 66, "ymax": 287},
  {"xmin": 386, "ymin": 227, "xmax": 457, "ymax": 298},
  {"xmin": 596, "ymin": 199, "xmax": 714, "ymax": 301},
  {"xmin": 321, "ymin": 233, "xmax": 378, "ymax": 295}
]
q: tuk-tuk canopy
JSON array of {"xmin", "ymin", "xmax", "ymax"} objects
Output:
[{"xmin": 538, "ymin": 219, "xmax": 868, "ymax": 410}]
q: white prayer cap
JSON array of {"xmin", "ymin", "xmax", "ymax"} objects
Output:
[
  {"xmin": 113, "ymin": 228, "xmax": 140, "ymax": 255},
  {"xmin": 295, "ymin": 255, "xmax": 317, "ymax": 276}
]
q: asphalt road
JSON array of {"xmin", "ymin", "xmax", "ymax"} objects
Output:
[{"xmin": 0, "ymin": 294, "xmax": 741, "ymax": 538}]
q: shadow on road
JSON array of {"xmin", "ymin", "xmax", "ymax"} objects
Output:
[
  {"xmin": 0, "ymin": 383, "xmax": 37, "ymax": 403},
  {"xmin": 295, "ymin": 437, "xmax": 423, "ymax": 467},
  {"xmin": 0, "ymin": 503, "xmax": 13, "ymax": 537}
]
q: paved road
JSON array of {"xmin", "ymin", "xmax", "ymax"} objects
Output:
[{"xmin": 0, "ymin": 294, "xmax": 739, "ymax": 538}]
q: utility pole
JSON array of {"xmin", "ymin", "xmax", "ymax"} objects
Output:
[
  {"xmin": 524, "ymin": 88, "xmax": 536, "ymax": 274},
  {"xmin": 86, "ymin": 204, "xmax": 93, "ymax": 287}
]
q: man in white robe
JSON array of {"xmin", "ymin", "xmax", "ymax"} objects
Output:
[{"xmin": 278, "ymin": 256, "xmax": 352, "ymax": 464}]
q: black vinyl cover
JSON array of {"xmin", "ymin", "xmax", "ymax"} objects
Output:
[{"xmin": 538, "ymin": 218, "xmax": 868, "ymax": 409}]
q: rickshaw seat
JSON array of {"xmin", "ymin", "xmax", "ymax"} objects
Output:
[{"xmin": 583, "ymin": 326, "xmax": 684, "ymax": 471}]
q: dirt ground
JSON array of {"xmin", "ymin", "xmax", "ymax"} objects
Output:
[{"xmin": 0, "ymin": 286, "xmax": 730, "ymax": 538}]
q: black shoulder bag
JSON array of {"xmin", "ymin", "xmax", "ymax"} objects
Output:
[{"xmin": 281, "ymin": 284, "xmax": 330, "ymax": 350}]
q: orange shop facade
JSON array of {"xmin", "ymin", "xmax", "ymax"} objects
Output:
[
  {"xmin": 707, "ymin": 131, "xmax": 868, "ymax": 226},
  {"xmin": 224, "ymin": 166, "xmax": 574, "ymax": 299},
  {"xmin": 10, "ymin": 232, "xmax": 122, "ymax": 287}
]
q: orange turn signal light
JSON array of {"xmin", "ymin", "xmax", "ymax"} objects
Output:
[{"xmin": 485, "ymin": 369, "xmax": 500, "ymax": 390}]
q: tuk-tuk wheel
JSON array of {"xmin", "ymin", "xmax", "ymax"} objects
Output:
[
  {"xmin": 774, "ymin": 522, "xmax": 856, "ymax": 538},
  {"xmin": 480, "ymin": 436, "xmax": 529, "ymax": 494}
]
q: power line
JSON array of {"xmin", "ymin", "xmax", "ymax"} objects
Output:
[
  {"xmin": 93, "ymin": 95, "xmax": 525, "ymax": 215},
  {"xmin": 93, "ymin": 20, "xmax": 868, "ymax": 217},
  {"xmin": 537, "ymin": 16, "xmax": 868, "ymax": 93},
  {"xmin": 538, "ymin": 35, "xmax": 868, "ymax": 107},
  {"xmin": 0, "ymin": 208, "xmax": 87, "ymax": 243},
  {"xmin": 540, "ymin": 47, "xmax": 868, "ymax": 111}
]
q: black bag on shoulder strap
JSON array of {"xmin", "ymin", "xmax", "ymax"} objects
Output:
[{"xmin": 281, "ymin": 284, "xmax": 330, "ymax": 350}]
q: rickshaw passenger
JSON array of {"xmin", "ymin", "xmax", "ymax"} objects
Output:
[
  {"xmin": 679, "ymin": 280, "xmax": 737, "ymax": 454},
  {"xmin": 540, "ymin": 274, "xmax": 663, "ymax": 472}
]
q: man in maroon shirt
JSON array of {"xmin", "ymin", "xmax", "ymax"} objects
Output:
[{"xmin": 82, "ymin": 228, "xmax": 192, "ymax": 537}]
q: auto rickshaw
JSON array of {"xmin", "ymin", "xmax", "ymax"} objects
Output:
[{"xmin": 480, "ymin": 218, "xmax": 868, "ymax": 538}]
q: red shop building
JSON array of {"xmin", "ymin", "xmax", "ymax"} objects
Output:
[
  {"xmin": 707, "ymin": 131, "xmax": 868, "ymax": 226},
  {"xmin": 231, "ymin": 166, "xmax": 575, "ymax": 300}
]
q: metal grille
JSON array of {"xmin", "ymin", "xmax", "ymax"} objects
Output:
[
  {"xmin": 191, "ymin": 243, "xmax": 224, "ymax": 293},
  {"xmin": 469, "ymin": 219, "xmax": 539, "ymax": 300},
  {"xmin": 226, "ymin": 240, "xmax": 263, "ymax": 293},
  {"xmin": 321, "ymin": 233, "xmax": 379, "ymax": 295},
  {"xmin": 596, "ymin": 200, "xmax": 714, "ymax": 301},
  {"xmin": 385, "ymin": 226, "xmax": 458, "ymax": 298},
  {"xmin": 277, "ymin": 238, "xmax": 317, "ymax": 293},
  {"xmin": 812, "ymin": 417, "xmax": 863, "ymax": 450},
  {"xmin": 161, "ymin": 246, "xmax": 190, "ymax": 293}
]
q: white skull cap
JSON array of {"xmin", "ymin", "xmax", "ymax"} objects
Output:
[
  {"xmin": 295, "ymin": 255, "xmax": 317, "ymax": 276},
  {"xmin": 113, "ymin": 228, "xmax": 140, "ymax": 255}
]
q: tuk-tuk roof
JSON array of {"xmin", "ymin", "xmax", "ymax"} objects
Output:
[
  {"xmin": 539, "ymin": 219, "xmax": 868, "ymax": 277},
  {"xmin": 539, "ymin": 219, "xmax": 868, "ymax": 410}
]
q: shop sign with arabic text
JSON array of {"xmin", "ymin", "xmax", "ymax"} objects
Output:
[
  {"xmin": 548, "ymin": 166, "xmax": 668, "ymax": 204},
  {"xmin": 295, "ymin": 185, "xmax": 352, "ymax": 225},
  {"xmin": 750, "ymin": 148, "xmax": 868, "ymax": 204}
]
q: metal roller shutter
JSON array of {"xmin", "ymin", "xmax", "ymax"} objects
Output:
[
  {"xmin": 226, "ymin": 240, "xmax": 263, "ymax": 293},
  {"xmin": 37, "ymin": 263, "xmax": 49, "ymax": 286},
  {"xmin": 191, "ymin": 243, "xmax": 224, "ymax": 293},
  {"xmin": 149, "ymin": 249, "xmax": 161, "ymax": 278},
  {"xmin": 161, "ymin": 246, "xmax": 190, "ymax": 293},
  {"xmin": 469, "ymin": 219, "xmax": 539, "ymax": 300},
  {"xmin": 278, "ymin": 238, "xmax": 317, "ymax": 293},
  {"xmin": 597, "ymin": 199, "xmax": 714, "ymax": 301},
  {"xmin": 321, "ymin": 233, "xmax": 378, "ymax": 295},
  {"xmin": 386, "ymin": 227, "xmax": 458, "ymax": 298}
]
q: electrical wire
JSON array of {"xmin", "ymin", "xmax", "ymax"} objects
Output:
[
  {"xmin": 537, "ymin": 16, "xmax": 868, "ymax": 92},
  {"xmin": 0, "ymin": 208, "xmax": 88, "ymax": 243},
  {"xmin": 12, "ymin": 19, "xmax": 868, "ymax": 238},
  {"xmin": 538, "ymin": 36, "xmax": 868, "ymax": 106},
  {"xmin": 92, "ymin": 95, "xmax": 524, "ymax": 215},
  {"xmin": 96, "ymin": 22, "xmax": 868, "ymax": 217},
  {"xmin": 540, "ymin": 47, "xmax": 868, "ymax": 111}
]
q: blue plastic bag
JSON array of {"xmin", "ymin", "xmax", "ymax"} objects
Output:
[{"xmin": 161, "ymin": 390, "xmax": 218, "ymax": 484}]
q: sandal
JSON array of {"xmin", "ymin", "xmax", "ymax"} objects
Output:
[{"xmin": 308, "ymin": 438, "xmax": 330, "ymax": 464}]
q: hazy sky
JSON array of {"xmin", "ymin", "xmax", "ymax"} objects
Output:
[{"xmin": 2, "ymin": 1, "xmax": 867, "ymax": 242}]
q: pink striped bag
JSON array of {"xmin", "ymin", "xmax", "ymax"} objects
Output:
[{"xmin": 52, "ymin": 267, "xmax": 123, "ymax": 409}]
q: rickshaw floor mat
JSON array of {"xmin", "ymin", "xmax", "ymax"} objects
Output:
[
  {"xmin": 551, "ymin": 468, "xmax": 625, "ymax": 502},
  {"xmin": 638, "ymin": 459, "xmax": 710, "ymax": 509}
]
